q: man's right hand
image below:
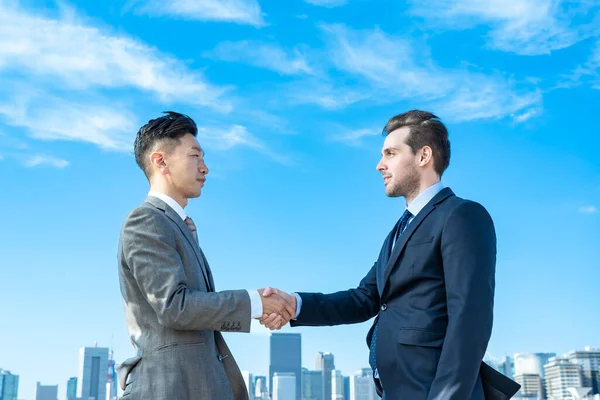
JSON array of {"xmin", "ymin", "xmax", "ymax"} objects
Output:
[
  {"xmin": 259, "ymin": 287, "xmax": 297, "ymax": 330},
  {"xmin": 258, "ymin": 288, "xmax": 296, "ymax": 323}
]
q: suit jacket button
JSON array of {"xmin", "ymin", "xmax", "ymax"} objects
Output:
[{"xmin": 380, "ymin": 304, "xmax": 387, "ymax": 311}]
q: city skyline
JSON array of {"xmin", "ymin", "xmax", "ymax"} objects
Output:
[{"xmin": 2, "ymin": 341, "xmax": 599, "ymax": 400}]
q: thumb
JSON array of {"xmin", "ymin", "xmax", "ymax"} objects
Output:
[{"xmin": 262, "ymin": 286, "xmax": 275, "ymax": 297}]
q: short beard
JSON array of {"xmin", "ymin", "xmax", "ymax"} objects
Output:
[{"xmin": 387, "ymin": 167, "xmax": 420, "ymax": 200}]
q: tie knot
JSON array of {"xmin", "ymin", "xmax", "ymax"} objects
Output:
[{"xmin": 400, "ymin": 209, "xmax": 413, "ymax": 223}]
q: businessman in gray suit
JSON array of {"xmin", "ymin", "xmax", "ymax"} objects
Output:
[{"xmin": 117, "ymin": 112, "xmax": 295, "ymax": 400}]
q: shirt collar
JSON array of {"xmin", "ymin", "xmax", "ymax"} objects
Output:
[
  {"xmin": 406, "ymin": 182, "xmax": 445, "ymax": 217},
  {"xmin": 148, "ymin": 191, "xmax": 187, "ymax": 221}
]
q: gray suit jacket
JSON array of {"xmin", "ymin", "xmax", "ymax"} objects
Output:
[{"xmin": 117, "ymin": 196, "xmax": 251, "ymax": 400}]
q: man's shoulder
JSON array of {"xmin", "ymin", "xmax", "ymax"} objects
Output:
[
  {"xmin": 435, "ymin": 192, "xmax": 491, "ymax": 222},
  {"xmin": 438, "ymin": 191, "xmax": 485, "ymax": 211},
  {"xmin": 121, "ymin": 202, "xmax": 167, "ymax": 231}
]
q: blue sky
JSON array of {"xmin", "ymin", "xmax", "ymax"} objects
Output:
[{"xmin": 0, "ymin": 0, "xmax": 599, "ymax": 398}]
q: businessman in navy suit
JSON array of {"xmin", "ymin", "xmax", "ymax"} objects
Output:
[{"xmin": 261, "ymin": 110, "xmax": 520, "ymax": 399}]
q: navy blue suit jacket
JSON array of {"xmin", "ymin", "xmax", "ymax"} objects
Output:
[{"xmin": 291, "ymin": 188, "xmax": 520, "ymax": 399}]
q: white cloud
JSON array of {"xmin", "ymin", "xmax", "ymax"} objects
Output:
[
  {"xmin": 0, "ymin": 3, "xmax": 231, "ymax": 111},
  {"xmin": 305, "ymin": 0, "xmax": 348, "ymax": 7},
  {"xmin": 563, "ymin": 40, "xmax": 600, "ymax": 89},
  {"xmin": 134, "ymin": 0, "xmax": 264, "ymax": 27},
  {"xmin": 198, "ymin": 125, "xmax": 291, "ymax": 164},
  {"xmin": 24, "ymin": 155, "xmax": 69, "ymax": 168},
  {"xmin": 329, "ymin": 127, "xmax": 380, "ymax": 146},
  {"xmin": 409, "ymin": 0, "xmax": 600, "ymax": 55},
  {"xmin": 308, "ymin": 24, "xmax": 541, "ymax": 121},
  {"xmin": 0, "ymin": 95, "xmax": 137, "ymax": 152},
  {"xmin": 512, "ymin": 108, "xmax": 541, "ymax": 122},
  {"xmin": 579, "ymin": 205, "xmax": 598, "ymax": 214},
  {"xmin": 207, "ymin": 41, "xmax": 313, "ymax": 75},
  {"xmin": 286, "ymin": 79, "xmax": 369, "ymax": 110}
]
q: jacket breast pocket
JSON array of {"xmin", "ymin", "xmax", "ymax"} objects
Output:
[{"xmin": 406, "ymin": 236, "xmax": 434, "ymax": 247}]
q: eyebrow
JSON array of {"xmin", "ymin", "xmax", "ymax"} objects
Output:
[
  {"xmin": 382, "ymin": 146, "xmax": 398, "ymax": 154},
  {"xmin": 191, "ymin": 146, "xmax": 205, "ymax": 156}
]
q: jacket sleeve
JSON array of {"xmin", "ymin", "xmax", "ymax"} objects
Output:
[
  {"xmin": 121, "ymin": 207, "xmax": 252, "ymax": 332},
  {"xmin": 291, "ymin": 262, "xmax": 380, "ymax": 327}
]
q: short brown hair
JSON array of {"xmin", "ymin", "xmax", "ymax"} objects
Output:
[{"xmin": 383, "ymin": 110, "xmax": 451, "ymax": 176}]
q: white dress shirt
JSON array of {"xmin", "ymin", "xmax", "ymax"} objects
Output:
[
  {"xmin": 293, "ymin": 181, "xmax": 445, "ymax": 319},
  {"xmin": 148, "ymin": 191, "xmax": 263, "ymax": 320}
]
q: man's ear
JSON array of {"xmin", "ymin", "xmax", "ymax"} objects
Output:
[
  {"xmin": 150, "ymin": 152, "xmax": 169, "ymax": 175},
  {"xmin": 419, "ymin": 146, "xmax": 433, "ymax": 167}
]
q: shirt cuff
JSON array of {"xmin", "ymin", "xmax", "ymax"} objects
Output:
[
  {"xmin": 293, "ymin": 293, "xmax": 302, "ymax": 319},
  {"xmin": 247, "ymin": 289, "xmax": 263, "ymax": 319}
]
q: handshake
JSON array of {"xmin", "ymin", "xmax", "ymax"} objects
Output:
[{"xmin": 257, "ymin": 287, "xmax": 297, "ymax": 330}]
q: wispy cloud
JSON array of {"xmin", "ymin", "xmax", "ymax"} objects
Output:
[
  {"xmin": 24, "ymin": 155, "xmax": 69, "ymax": 168},
  {"xmin": 207, "ymin": 41, "xmax": 313, "ymax": 75},
  {"xmin": 565, "ymin": 40, "xmax": 600, "ymax": 89},
  {"xmin": 286, "ymin": 79, "xmax": 369, "ymax": 110},
  {"xmin": 329, "ymin": 127, "xmax": 380, "ymax": 146},
  {"xmin": 305, "ymin": 0, "xmax": 348, "ymax": 7},
  {"xmin": 133, "ymin": 0, "xmax": 265, "ymax": 27},
  {"xmin": 0, "ymin": 95, "xmax": 137, "ymax": 152},
  {"xmin": 198, "ymin": 125, "xmax": 291, "ymax": 164},
  {"xmin": 409, "ymin": 0, "xmax": 600, "ymax": 55},
  {"xmin": 302, "ymin": 24, "xmax": 542, "ymax": 122},
  {"xmin": 579, "ymin": 205, "xmax": 598, "ymax": 214},
  {"xmin": 0, "ymin": 3, "xmax": 231, "ymax": 111},
  {"xmin": 513, "ymin": 108, "xmax": 541, "ymax": 123}
]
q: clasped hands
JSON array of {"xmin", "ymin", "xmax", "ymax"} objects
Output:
[{"xmin": 258, "ymin": 287, "xmax": 296, "ymax": 330}]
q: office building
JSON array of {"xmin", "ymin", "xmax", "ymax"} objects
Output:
[
  {"xmin": 77, "ymin": 345, "xmax": 109, "ymax": 400},
  {"xmin": 273, "ymin": 373, "xmax": 296, "ymax": 400},
  {"xmin": 316, "ymin": 352, "xmax": 335, "ymax": 400},
  {"xmin": 302, "ymin": 368, "xmax": 322, "ymax": 400},
  {"xmin": 270, "ymin": 333, "xmax": 302, "ymax": 400}
]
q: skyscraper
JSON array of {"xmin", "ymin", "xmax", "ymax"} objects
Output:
[
  {"xmin": 66, "ymin": 377, "xmax": 77, "ymax": 400},
  {"xmin": 302, "ymin": 368, "xmax": 323, "ymax": 400},
  {"xmin": 315, "ymin": 352, "xmax": 335, "ymax": 400},
  {"xmin": 242, "ymin": 371, "xmax": 255, "ymax": 400},
  {"xmin": 499, "ymin": 356, "xmax": 515, "ymax": 379},
  {"xmin": 343, "ymin": 377, "xmax": 350, "ymax": 400},
  {"xmin": 567, "ymin": 346, "xmax": 600, "ymax": 395},
  {"xmin": 77, "ymin": 345, "xmax": 109, "ymax": 400},
  {"xmin": 270, "ymin": 333, "xmax": 302, "ymax": 400},
  {"xmin": 273, "ymin": 373, "xmax": 296, "ymax": 400},
  {"xmin": 331, "ymin": 370, "xmax": 345, "ymax": 400},
  {"xmin": 254, "ymin": 376, "xmax": 269, "ymax": 400},
  {"xmin": 349, "ymin": 369, "xmax": 377, "ymax": 400},
  {"xmin": 35, "ymin": 383, "xmax": 58, "ymax": 400},
  {"xmin": 544, "ymin": 357, "xmax": 583, "ymax": 400},
  {"xmin": 0, "ymin": 370, "xmax": 19, "ymax": 400}
]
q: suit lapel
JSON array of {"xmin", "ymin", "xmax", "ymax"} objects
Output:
[
  {"xmin": 379, "ymin": 188, "xmax": 455, "ymax": 297},
  {"xmin": 145, "ymin": 196, "xmax": 214, "ymax": 292}
]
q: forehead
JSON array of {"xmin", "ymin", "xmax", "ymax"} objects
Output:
[
  {"xmin": 382, "ymin": 126, "xmax": 411, "ymax": 150},
  {"xmin": 178, "ymin": 133, "xmax": 203, "ymax": 152}
]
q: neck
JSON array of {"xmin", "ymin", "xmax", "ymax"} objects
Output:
[
  {"xmin": 149, "ymin": 180, "xmax": 188, "ymax": 209},
  {"xmin": 405, "ymin": 177, "xmax": 441, "ymax": 206}
]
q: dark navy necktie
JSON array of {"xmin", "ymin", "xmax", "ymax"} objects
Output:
[{"xmin": 368, "ymin": 209, "xmax": 413, "ymax": 375}]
